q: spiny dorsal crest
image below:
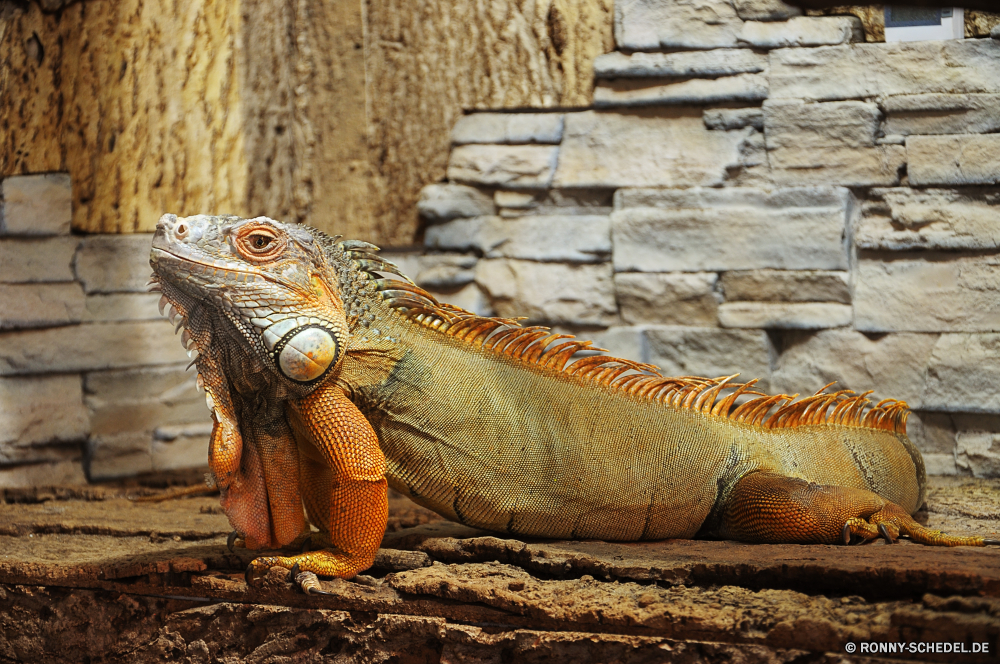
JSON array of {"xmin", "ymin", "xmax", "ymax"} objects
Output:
[{"xmin": 331, "ymin": 237, "xmax": 909, "ymax": 436}]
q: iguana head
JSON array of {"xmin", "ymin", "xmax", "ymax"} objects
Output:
[{"xmin": 150, "ymin": 213, "xmax": 349, "ymax": 391}]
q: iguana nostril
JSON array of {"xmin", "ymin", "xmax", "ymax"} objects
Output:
[{"xmin": 176, "ymin": 223, "xmax": 189, "ymax": 239}]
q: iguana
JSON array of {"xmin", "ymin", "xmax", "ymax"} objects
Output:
[{"xmin": 148, "ymin": 213, "xmax": 996, "ymax": 582}]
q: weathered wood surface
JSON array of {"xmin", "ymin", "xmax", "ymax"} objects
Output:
[{"xmin": 1, "ymin": 477, "xmax": 999, "ymax": 662}]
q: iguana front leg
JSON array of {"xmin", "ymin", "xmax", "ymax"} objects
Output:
[
  {"xmin": 247, "ymin": 379, "xmax": 388, "ymax": 579},
  {"xmin": 719, "ymin": 472, "xmax": 998, "ymax": 546}
]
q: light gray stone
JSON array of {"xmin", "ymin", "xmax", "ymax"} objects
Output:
[
  {"xmin": 153, "ymin": 421, "xmax": 214, "ymax": 441},
  {"xmin": 764, "ymin": 100, "xmax": 904, "ymax": 186},
  {"xmin": 993, "ymin": 23, "xmax": 1000, "ymax": 40},
  {"xmin": 766, "ymin": 99, "xmax": 879, "ymax": 146},
  {"xmin": 771, "ymin": 329, "xmax": 938, "ymax": 407},
  {"xmin": 718, "ymin": 302, "xmax": 851, "ymax": 329},
  {"xmin": 424, "ymin": 217, "xmax": 489, "ymax": 253},
  {"xmin": 499, "ymin": 190, "xmax": 615, "ymax": 218},
  {"xmin": 0, "ymin": 375, "xmax": 89, "ymax": 463},
  {"xmin": 922, "ymin": 454, "xmax": 957, "ymax": 476},
  {"xmin": 374, "ymin": 252, "xmax": 423, "ymax": 284},
  {"xmin": 738, "ymin": 16, "xmax": 861, "ymax": 48},
  {"xmin": 0, "ymin": 321, "xmax": 190, "ymax": 375},
  {"xmin": 612, "ymin": 186, "xmax": 850, "ymax": 272},
  {"xmin": 924, "ymin": 334, "xmax": 1000, "ymax": 413},
  {"xmin": 451, "ymin": 113, "xmax": 564, "ymax": 145},
  {"xmin": 769, "ymin": 39, "xmax": 1000, "ymax": 101},
  {"xmin": 88, "ymin": 395, "xmax": 208, "ymax": 438},
  {"xmin": 84, "ymin": 365, "xmax": 209, "ymax": 473},
  {"xmin": 586, "ymin": 326, "xmax": 646, "ymax": 364},
  {"xmin": 0, "ymin": 173, "xmax": 72, "ymax": 236},
  {"xmin": 615, "ymin": 0, "xmax": 745, "ymax": 51},
  {"xmin": 883, "ymin": 94, "xmax": 1000, "ymax": 136},
  {"xmin": 615, "ymin": 184, "xmax": 850, "ymax": 211},
  {"xmin": 87, "ymin": 432, "xmax": 153, "ymax": 480},
  {"xmin": 906, "ymin": 411, "xmax": 959, "ymax": 456},
  {"xmin": 593, "ymin": 74, "xmax": 768, "ymax": 107},
  {"xmin": 554, "ymin": 110, "xmax": 750, "ymax": 189},
  {"xmin": 856, "ymin": 188, "xmax": 1000, "ymax": 251},
  {"xmin": 733, "ymin": 0, "xmax": 800, "ymax": 20},
  {"xmin": 703, "ymin": 108, "xmax": 764, "ymax": 131},
  {"xmin": 484, "ymin": 216, "xmax": 611, "ymax": 263},
  {"xmin": 428, "ymin": 215, "xmax": 612, "ymax": 264},
  {"xmin": 427, "ymin": 282, "xmax": 494, "ymax": 318},
  {"xmin": 907, "ymin": 411, "xmax": 1000, "ymax": 473},
  {"xmin": 0, "ymin": 458, "xmax": 86, "ymax": 488},
  {"xmin": 152, "ymin": 432, "xmax": 210, "ymax": 472},
  {"xmin": 955, "ymin": 432, "xmax": 1000, "ymax": 478},
  {"xmin": 645, "ymin": 326, "xmax": 771, "ymax": 389},
  {"xmin": 82, "ymin": 293, "xmax": 163, "ymax": 322},
  {"xmin": 727, "ymin": 129, "xmax": 772, "ymax": 187},
  {"xmin": 593, "ymin": 50, "xmax": 766, "ymax": 79},
  {"xmin": 0, "ymin": 283, "xmax": 86, "ymax": 329},
  {"xmin": 720, "ymin": 270, "xmax": 850, "ymax": 303},
  {"xmin": 474, "ymin": 259, "xmax": 617, "ymax": 326},
  {"xmin": 75, "ymin": 234, "xmax": 156, "ymax": 294},
  {"xmin": 907, "ymin": 135, "xmax": 1000, "ymax": 186},
  {"xmin": 776, "ymin": 330, "xmax": 1000, "ymax": 414},
  {"xmin": 417, "ymin": 184, "xmax": 495, "ymax": 223},
  {"xmin": 415, "ymin": 255, "xmax": 478, "ymax": 289},
  {"xmin": 494, "ymin": 191, "xmax": 540, "ymax": 210},
  {"xmin": 0, "ymin": 237, "xmax": 79, "ymax": 283},
  {"xmin": 855, "ymin": 254, "xmax": 1000, "ymax": 333},
  {"xmin": 379, "ymin": 252, "xmax": 478, "ymax": 289},
  {"xmin": 615, "ymin": 272, "xmax": 719, "ymax": 326},
  {"xmin": 84, "ymin": 364, "xmax": 200, "ymax": 408},
  {"xmin": 447, "ymin": 145, "xmax": 558, "ymax": 190}
]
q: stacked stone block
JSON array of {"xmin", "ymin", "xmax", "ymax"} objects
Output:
[
  {"xmin": 0, "ymin": 174, "xmax": 210, "ymax": 487},
  {"xmin": 403, "ymin": 2, "xmax": 1000, "ymax": 478}
]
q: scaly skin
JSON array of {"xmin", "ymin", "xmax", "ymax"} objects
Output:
[{"xmin": 148, "ymin": 214, "xmax": 996, "ymax": 582}]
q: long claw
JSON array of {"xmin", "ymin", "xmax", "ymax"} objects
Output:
[
  {"xmin": 985, "ymin": 539, "xmax": 1000, "ymax": 546},
  {"xmin": 288, "ymin": 561, "xmax": 301, "ymax": 582},
  {"xmin": 227, "ymin": 531, "xmax": 239, "ymax": 553},
  {"xmin": 842, "ymin": 523, "xmax": 851, "ymax": 545},
  {"xmin": 244, "ymin": 565, "xmax": 253, "ymax": 586},
  {"xmin": 300, "ymin": 535, "xmax": 313, "ymax": 554},
  {"xmin": 878, "ymin": 523, "xmax": 895, "ymax": 544},
  {"xmin": 295, "ymin": 570, "xmax": 333, "ymax": 596}
]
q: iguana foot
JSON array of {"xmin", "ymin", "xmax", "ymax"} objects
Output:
[
  {"xmin": 840, "ymin": 501, "xmax": 997, "ymax": 547},
  {"xmin": 245, "ymin": 548, "xmax": 376, "ymax": 583},
  {"xmin": 721, "ymin": 471, "xmax": 998, "ymax": 547}
]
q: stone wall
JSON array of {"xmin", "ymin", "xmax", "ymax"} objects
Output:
[
  {"xmin": 397, "ymin": 3, "xmax": 1000, "ymax": 478},
  {"xmin": 0, "ymin": 174, "xmax": 208, "ymax": 487}
]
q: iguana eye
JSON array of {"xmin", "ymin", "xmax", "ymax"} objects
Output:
[{"xmin": 235, "ymin": 225, "xmax": 285, "ymax": 261}]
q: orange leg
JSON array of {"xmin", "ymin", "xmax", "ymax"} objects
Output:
[
  {"xmin": 247, "ymin": 380, "xmax": 388, "ymax": 579},
  {"xmin": 720, "ymin": 472, "xmax": 996, "ymax": 547}
]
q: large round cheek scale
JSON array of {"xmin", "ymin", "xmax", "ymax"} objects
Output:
[{"xmin": 275, "ymin": 326, "xmax": 338, "ymax": 383}]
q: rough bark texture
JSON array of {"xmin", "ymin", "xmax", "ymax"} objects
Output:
[
  {"xmin": 1, "ymin": 476, "xmax": 999, "ymax": 662},
  {"xmin": 0, "ymin": 0, "xmax": 248, "ymax": 234}
]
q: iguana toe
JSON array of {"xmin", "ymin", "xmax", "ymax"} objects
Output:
[
  {"xmin": 245, "ymin": 549, "xmax": 375, "ymax": 582},
  {"xmin": 287, "ymin": 563, "xmax": 333, "ymax": 595},
  {"xmin": 227, "ymin": 531, "xmax": 242, "ymax": 553}
]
